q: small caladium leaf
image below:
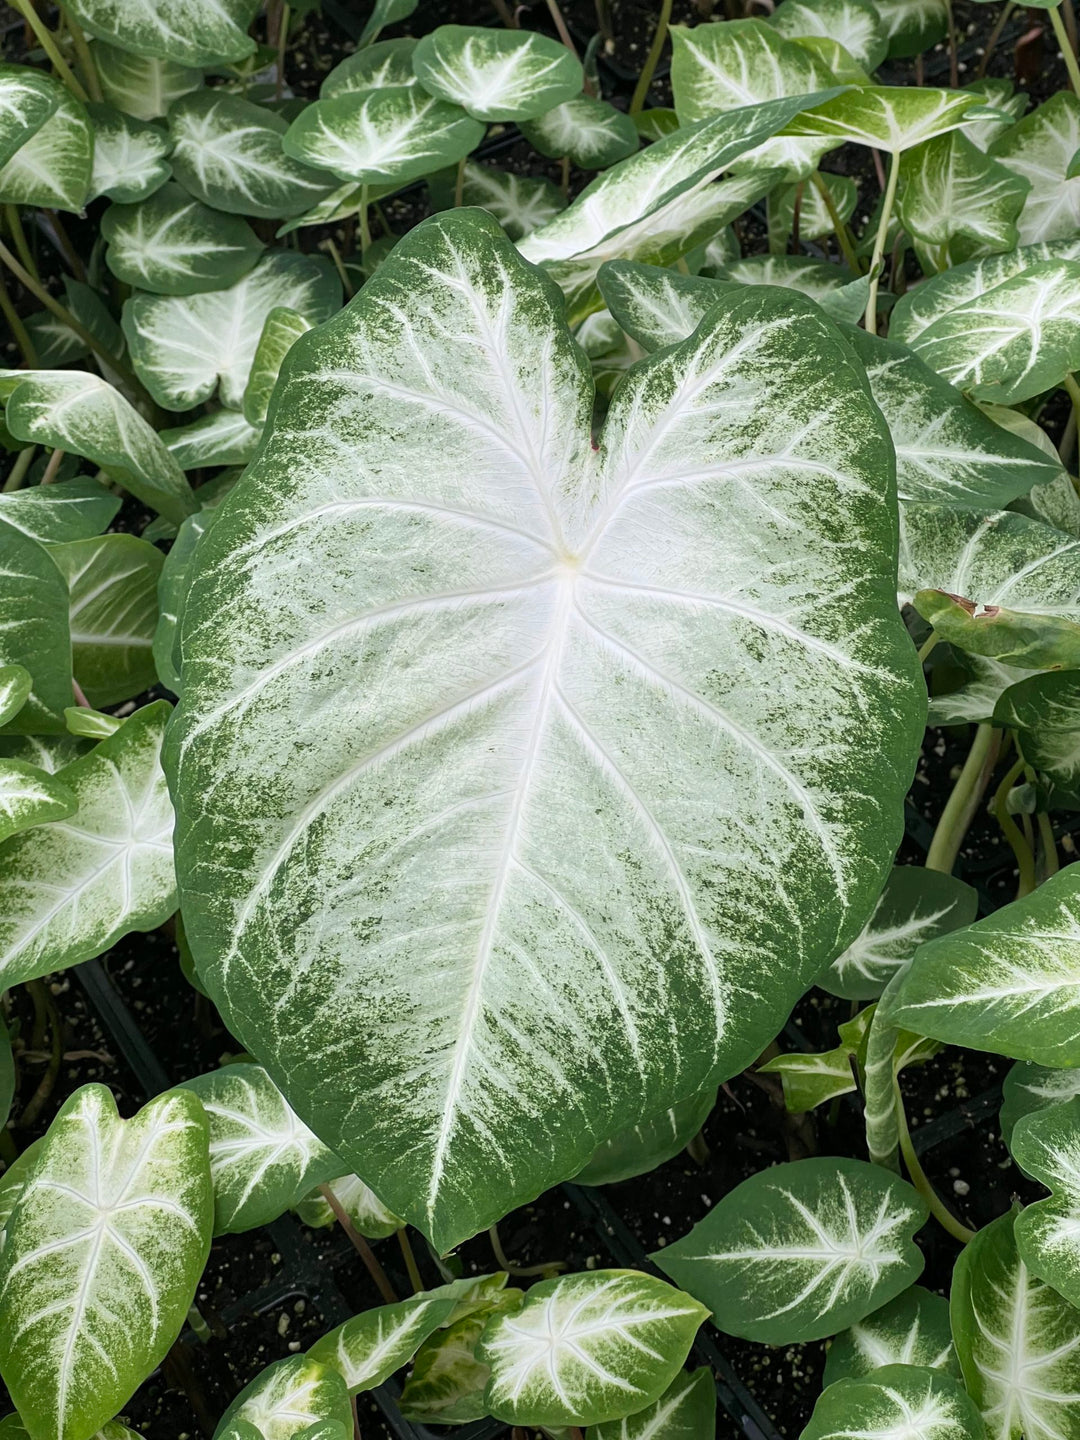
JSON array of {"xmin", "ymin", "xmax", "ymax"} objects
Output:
[
  {"xmin": 86, "ymin": 102, "xmax": 171, "ymax": 203},
  {"xmin": 1012, "ymin": 1098, "xmax": 1080, "ymax": 1309},
  {"xmin": 573, "ymin": 1087, "xmax": 717, "ymax": 1186},
  {"xmin": 893, "ymin": 864, "xmax": 1080, "ymax": 1066},
  {"xmin": 282, "ymin": 87, "xmax": 484, "ymax": 185},
  {"xmin": 0, "ymin": 91, "xmax": 93, "ymax": 212},
  {"xmin": 713, "ymin": 255, "xmax": 871, "ymax": 322},
  {"xmin": 166, "ymin": 210, "xmax": 923, "ymax": 1250},
  {"xmin": 65, "ymin": 707, "xmax": 123, "ymax": 739},
  {"xmin": 960, "ymin": 78, "xmax": 1028, "ymax": 152},
  {"xmin": 412, "ymin": 25, "xmax": 583, "ymax": 123},
  {"xmin": 0, "ymin": 701, "xmax": 176, "ymax": 989},
  {"xmin": 0, "ymin": 370, "xmax": 195, "ymax": 525},
  {"xmin": 310, "ymin": 1292, "xmax": 462, "ymax": 1393},
  {"xmin": 214, "ymin": 1354, "xmax": 351, "ymax": 1440},
  {"xmin": 994, "ymin": 673, "xmax": 1080, "ymax": 801},
  {"xmin": 844, "ymin": 328, "xmax": 1062, "ymax": 510},
  {"xmin": 243, "ymin": 308, "xmax": 313, "ymax": 428},
  {"xmin": 652, "ymin": 1158, "xmax": 927, "ymax": 1344},
  {"xmin": 1001, "ymin": 1062, "xmax": 1080, "ymax": 1150},
  {"xmin": 399, "ymin": 1291, "xmax": 524, "ymax": 1425},
  {"xmin": 586, "ymin": 1367, "xmax": 716, "ymax": 1440},
  {"xmin": 914, "ymin": 588, "xmax": 1080, "ymax": 671},
  {"xmin": 95, "ymin": 43, "xmax": 202, "ymax": 121},
  {"xmin": 520, "ymin": 94, "xmax": 638, "ymax": 170},
  {"xmin": 0, "ymin": 64, "xmax": 61, "ymax": 170},
  {"xmin": 786, "ymin": 87, "xmax": 982, "ymax": 154},
  {"xmin": 51, "ymin": 534, "xmax": 163, "ymax": 708},
  {"xmin": 168, "ymin": 90, "xmax": 335, "ymax": 220},
  {"xmin": 478, "ymin": 1270, "xmax": 707, "ymax": 1427},
  {"xmin": 952, "ymin": 1209, "xmax": 1080, "ymax": 1440},
  {"xmin": 802, "ymin": 1366, "xmax": 985, "ymax": 1440},
  {"xmin": 991, "ymin": 93, "xmax": 1080, "ymax": 245},
  {"xmin": 820, "ymin": 867, "xmax": 978, "ymax": 1002},
  {"xmin": 429, "ymin": 161, "xmax": 565, "ymax": 242},
  {"xmin": 180, "ymin": 1062, "xmax": 340, "ymax": 1234},
  {"xmin": 769, "ymin": 0, "xmax": 887, "ymax": 70},
  {"xmin": 824, "ymin": 1286, "xmax": 958, "ymax": 1385},
  {"xmin": 596, "ymin": 261, "xmax": 733, "ymax": 351},
  {"xmin": 66, "ymin": 0, "xmax": 257, "ymax": 69},
  {"xmin": 123, "ymin": 250, "xmax": 340, "ymax": 411},
  {"xmin": 0, "ymin": 1084, "xmax": 212, "ymax": 1440},
  {"xmin": 0, "ymin": 479, "xmax": 121, "ymax": 546},
  {"xmin": 321, "ymin": 37, "xmax": 419, "ymax": 96},
  {"xmin": 359, "ymin": 0, "xmax": 419, "ymax": 47},
  {"xmin": 0, "ymin": 665, "xmax": 31, "ymax": 728},
  {"xmin": 876, "ymin": 0, "xmax": 948, "ymax": 58},
  {"xmin": 162, "ymin": 408, "xmax": 262, "ymax": 470},
  {"xmin": 769, "ymin": 170, "xmax": 858, "ymax": 244},
  {"xmin": 758, "ymin": 1023, "xmax": 867, "ymax": 1113},
  {"xmin": 898, "ymin": 130, "xmax": 1029, "ymax": 269},
  {"xmin": 0, "ymin": 527, "xmax": 71, "ymax": 733},
  {"xmin": 670, "ymin": 21, "xmax": 841, "ymax": 181},
  {"xmin": 103, "ymin": 182, "xmax": 264, "ymax": 295},
  {"xmin": 293, "ymin": 1171, "xmax": 403, "ymax": 1237},
  {"xmin": 23, "ymin": 309, "xmax": 88, "ymax": 366},
  {"xmin": 0, "ymin": 759, "xmax": 76, "ymax": 845}
]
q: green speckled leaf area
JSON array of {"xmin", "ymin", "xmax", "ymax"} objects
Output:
[
  {"xmin": 477, "ymin": 1269, "xmax": 707, "ymax": 1427},
  {"xmin": 801, "ymin": 1365, "xmax": 985, "ymax": 1440},
  {"xmin": 0, "ymin": 1084, "xmax": 212, "ymax": 1440},
  {"xmin": 0, "ymin": 64, "xmax": 61, "ymax": 169},
  {"xmin": 66, "ymin": 0, "xmax": 258, "ymax": 69},
  {"xmin": 166, "ymin": 208, "xmax": 922, "ymax": 1250},
  {"xmin": 0, "ymin": 525, "xmax": 71, "ymax": 733},
  {"xmin": 0, "ymin": 758, "xmax": 76, "ymax": 845},
  {"xmin": 309, "ymin": 1292, "xmax": 459, "ymax": 1394},
  {"xmin": 1012, "ymin": 1097, "xmax": 1080, "ymax": 1309}
]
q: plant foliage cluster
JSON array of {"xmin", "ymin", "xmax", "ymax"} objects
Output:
[{"xmin": 2, "ymin": 0, "xmax": 1080, "ymax": 1437}]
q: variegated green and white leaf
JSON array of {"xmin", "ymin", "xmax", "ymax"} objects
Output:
[
  {"xmin": 0, "ymin": 759, "xmax": 76, "ymax": 845},
  {"xmin": 520, "ymin": 94, "xmax": 638, "ymax": 170},
  {"xmin": 596, "ymin": 261, "xmax": 733, "ymax": 351},
  {"xmin": 0, "ymin": 1419, "xmax": 143, "ymax": 1440},
  {"xmin": 293, "ymin": 1170, "xmax": 402, "ymax": 1237},
  {"xmin": 769, "ymin": 0, "xmax": 887, "ymax": 70},
  {"xmin": 321, "ymin": 38, "xmax": 419, "ymax": 97},
  {"xmin": 573, "ymin": 1087, "xmax": 717, "ymax": 1185},
  {"xmin": 0, "ymin": 65, "xmax": 61, "ymax": 170},
  {"xmin": 103, "ymin": 182, "xmax": 263, "ymax": 294},
  {"xmin": 653, "ymin": 1158, "xmax": 927, "ymax": 1344},
  {"xmin": 86, "ymin": 103, "xmax": 171, "ymax": 203},
  {"xmin": 412, "ymin": 25, "xmax": 583, "ymax": 124},
  {"xmin": 823, "ymin": 1286, "xmax": 958, "ymax": 1385},
  {"xmin": 898, "ymin": 130, "xmax": 1028, "ymax": 269},
  {"xmin": 0, "ymin": 733, "xmax": 88, "ymax": 773},
  {"xmin": 1012, "ymin": 1097, "xmax": 1080, "ymax": 1309},
  {"xmin": 893, "ymin": 864, "xmax": 1080, "ymax": 1066},
  {"xmin": 820, "ymin": 866, "xmax": 978, "ymax": 1001},
  {"xmin": 165, "ymin": 209, "xmax": 923, "ymax": 1250},
  {"xmin": 1001, "ymin": 1062, "xmax": 1080, "ymax": 1150},
  {"xmin": 65, "ymin": 708, "xmax": 123, "ymax": 740},
  {"xmin": 712, "ymin": 254, "xmax": 871, "ymax": 322},
  {"xmin": 994, "ymin": 672, "xmax": 1080, "ymax": 800},
  {"xmin": 123, "ymin": 250, "xmax": 340, "ymax": 411},
  {"xmin": 282, "ymin": 87, "xmax": 484, "ymax": 185},
  {"xmin": 169, "ymin": 90, "xmax": 335, "ymax": 219},
  {"xmin": 759, "ymin": 1039, "xmax": 862, "ymax": 1113},
  {"xmin": 51, "ymin": 534, "xmax": 163, "ymax": 709},
  {"xmin": 0, "ymin": 92, "xmax": 93, "ymax": 212},
  {"xmin": 588, "ymin": 1368, "xmax": 716, "ymax": 1440},
  {"xmin": 478, "ymin": 1270, "xmax": 707, "ymax": 1427},
  {"xmin": 769, "ymin": 170, "xmax": 858, "ymax": 244},
  {"xmin": 67, "ymin": 0, "xmax": 257, "ymax": 68},
  {"xmin": 358, "ymin": 0, "xmax": 418, "ymax": 47},
  {"xmin": 952, "ymin": 1208, "xmax": 1080, "ymax": 1440},
  {"xmin": 0, "ymin": 478, "xmax": 120, "ymax": 546},
  {"xmin": 180, "ymin": 1062, "xmax": 339, "ymax": 1234},
  {"xmin": 95, "ymin": 44, "xmax": 202, "ymax": 122},
  {"xmin": 430, "ymin": 161, "xmax": 565, "ymax": 243},
  {"xmin": 0, "ymin": 702, "xmax": 176, "ymax": 989},
  {"xmin": 669, "ymin": 21, "xmax": 841, "ymax": 181},
  {"xmin": 23, "ymin": 308, "xmax": 88, "ymax": 367},
  {"xmin": 0, "ymin": 665, "xmax": 30, "ymax": 728},
  {"xmin": 214, "ymin": 1354, "xmax": 351, "ymax": 1440},
  {"xmin": 309, "ymin": 1292, "xmax": 461, "ymax": 1393},
  {"xmin": 242, "ymin": 308, "xmax": 311, "ymax": 427},
  {"xmin": 875, "ymin": 0, "xmax": 948, "ymax": 58},
  {"xmin": 399, "ymin": 1292, "xmax": 524, "ymax": 1426},
  {"xmin": 153, "ymin": 507, "xmax": 219, "ymax": 693},
  {"xmin": 991, "ymin": 92, "xmax": 1080, "ymax": 245},
  {"xmin": 786, "ymin": 86, "xmax": 982, "ymax": 154},
  {"xmin": 961, "ymin": 78, "xmax": 1028, "ymax": 152},
  {"xmin": 162, "ymin": 408, "xmax": 262, "ymax": 470},
  {"xmin": 0, "ymin": 527, "xmax": 71, "ymax": 734},
  {"xmin": 0, "ymin": 369, "xmax": 195, "ymax": 525},
  {"xmin": 0, "ymin": 1084, "xmax": 212, "ymax": 1440},
  {"xmin": 802, "ymin": 1365, "xmax": 985, "ymax": 1440}
]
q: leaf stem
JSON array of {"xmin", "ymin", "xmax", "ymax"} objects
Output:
[
  {"xmin": 894, "ymin": 1075, "xmax": 975, "ymax": 1244},
  {"xmin": 992, "ymin": 752, "xmax": 1036, "ymax": 898},
  {"xmin": 1064, "ymin": 373, "xmax": 1080, "ymax": 436},
  {"xmin": 629, "ymin": 0, "xmax": 674, "ymax": 114},
  {"xmin": 9, "ymin": 0, "xmax": 88, "ymax": 101},
  {"xmin": 916, "ymin": 631, "xmax": 939, "ymax": 665},
  {"xmin": 488, "ymin": 1221, "xmax": 568, "ymax": 1278},
  {"xmin": 318, "ymin": 1184, "xmax": 399, "ymax": 1304},
  {"xmin": 58, "ymin": 5, "xmax": 103, "ymax": 101},
  {"xmin": 3, "ymin": 446, "xmax": 37, "ymax": 492},
  {"xmin": 925, "ymin": 722, "xmax": 1001, "ymax": 875},
  {"xmin": 40, "ymin": 446, "xmax": 65, "ymax": 485},
  {"xmin": 976, "ymin": 1, "xmax": 1015, "ymax": 78},
  {"xmin": 358, "ymin": 185, "xmax": 372, "ymax": 253},
  {"xmin": 809, "ymin": 171, "xmax": 861, "ymax": 275},
  {"xmin": 943, "ymin": 0, "xmax": 959, "ymax": 87},
  {"xmin": 0, "ymin": 264, "xmax": 37, "ymax": 367},
  {"xmin": 396, "ymin": 1227, "xmax": 424, "ymax": 1294},
  {"xmin": 1024, "ymin": 763, "xmax": 1060, "ymax": 880},
  {"xmin": 4, "ymin": 205, "xmax": 37, "ymax": 281},
  {"xmin": 864, "ymin": 151, "xmax": 899, "ymax": 335},
  {"xmin": 454, "ymin": 157, "xmax": 466, "ymax": 209},
  {"xmin": 1049, "ymin": 2, "xmax": 1080, "ymax": 97}
]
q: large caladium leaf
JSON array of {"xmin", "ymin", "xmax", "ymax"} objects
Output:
[
  {"xmin": 892, "ymin": 864, "xmax": 1080, "ymax": 1066},
  {"xmin": 478, "ymin": 1270, "xmax": 706, "ymax": 1427},
  {"xmin": 95, "ymin": 43, "xmax": 202, "ymax": 121},
  {"xmin": 0, "ymin": 702, "xmax": 176, "ymax": 989},
  {"xmin": 519, "ymin": 94, "xmax": 638, "ymax": 171},
  {"xmin": 898, "ymin": 130, "xmax": 1029, "ymax": 269},
  {"xmin": 802, "ymin": 1366, "xmax": 985, "ymax": 1440},
  {"xmin": 166, "ymin": 209, "xmax": 923, "ymax": 1250},
  {"xmin": 1012, "ymin": 1098, "xmax": 1080, "ymax": 1309},
  {"xmin": 0, "ymin": 1084, "xmax": 212, "ymax": 1440},
  {"xmin": 123, "ymin": 251, "xmax": 340, "ymax": 411},
  {"xmin": 86, "ymin": 102, "xmax": 171, "ymax": 204},
  {"xmin": 991, "ymin": 92, "xmax": 1080, "ymax": 245},
  {"xmin": 588, "ymin": 1368, "xmax": 716, "ymax": 1440},
  {"xmin": 0, "ymin": 65, "xmax": 61, "ymax": 170},
  {"xmin": 168, "ymin": 90, "xmax": 335, "ymax": 220},
  {"xmin": 309, "ymin": 1291, "xmax": 462, "ymax": 1393},
  {"xmin": 412, "ymin": 25, "xmax": 583, "ymax": 123},
  {"xmin": 952, "ymin": 1209, "xmax": 1080, "ymax": 1440},
  {"xmin": 0, "ymin": 370, "xmax": 195, "ymax": 525},
  {"xmin": 214, "ymin": 1354, "xmax": 350, "ymax": 1440},
  {"xmin": 823, "ymin": 1286, "xmax": 958, "ymax": 1385},
  {"xmin": 180, "ymin": 1062, "xmax": 340, "ymax": 1234},
  {"xmin": 1001, "ymin": 1061, "xmax": 1080, "ymax": 1149},
  {"xmin": 0, "ymin": 527, "xmax": 71, "ymax": 733},
  {"xmin": 653, "ymin": 1158, "xmax": 927, "ymax": 1344},
  {"xmin": 785, "ymin": 87, "xmax": 982, "ymax": 154},
  {"xmin": 103, "ymin": 182, "xmax": 264, "ymax": 295},
  {"xmin": 66, "ymin": 0, "xmax": 258, "ymax": 68},
  {"xmin": 573, "ymin": 1087, "xmax": 717, "ymax": 1186},
  {"xmin": 0, "ymin": 91, "xmax": 92, "ymax": 213}
]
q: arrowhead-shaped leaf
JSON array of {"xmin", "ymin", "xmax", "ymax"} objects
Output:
[
  {"xmin": 309, "ymin": 1292, "xmax": 461, "ymax": 1393},
  {"xmin": 823, "ymin": 1286, "xmax": 958, "ymax": 1384},
  {"xmin": 898, "ymin": 130, "xmax": 1029, "ymax": 268},
  {"xmin": 769, "ymin": 0, "xmax": 887, "ymax": 70},
  {"xmin": 214, "ymin": 1354, "xmax": 351, "ymax": 1440},
  {"xmin": 785, "ymin": 87, "xmax": 982, "ymax": 153},
  {"xmin": 0, "ymin": 91, "xmax": 92, "ymax": 212},
  {"xmin": 86, "ymin": 102, "xmax": 171, "ymax": 204},
  {"xmin": 321, "ymin": 38, "xmax": 419, "ymax": 96},
  {"xmin": 520, "ymin": 94, "xmax": 638, "ymax": 170}
]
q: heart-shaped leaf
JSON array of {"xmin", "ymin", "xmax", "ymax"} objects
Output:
[
  {"xmin": 520, "ymin": 94, "xmax": 638, "ymax": 170},
  {"xmin": 0, "ymin": 1083, "xmax": 212, "ymax": 1440},
  {"xmin": 0, "ymin": 64, "xmax": 62, "ymax": 170},
  {"xmin": 1001, "ymin": 1062, "xmax": 1080, "ymax": 1150},
  {"xmin": 0, "ymin": 701, "xmax": 176, "ymax": 989},
  {"xmin": 66, "ymin": 0, "xmax": 258, "ymax": 68},
  {"xmin": 0, "ymin": 91, "xmax": 93, "ymax": 212},
  {"xmin": 165, "ymin": 209, "xmax": 923, "ymax": 1250},
  {"xmin": 898, "ymin": 130, "xmax": 1029, "ymax": 268},
  {"xmin": 103, "ymin": 182, "xmax": 264, "ymax": 295},
  {"xmin": 573, "ymin": 1087, "xmax": 717, "ymax": 1186},
  {"xmin": 823, "ymin": 1286, "xmax": 958, "ymax": 1385},
  {"xmin": 86, "ymin": 102, "xmax": 171, "ymax": 203},
  {"xmin": 991, "ymin": 92, "xmax": 1080, "ymax": 245},
  {"xmin": 769, "ymin": 0, "xmax": 887, "ymax": 70},
  {"xmin": 412, "ymin": 25, "xmax": 583, "ymax": 123},
  {"xmin": 801, "ymin": 1366, "xmax": 984, "ymax": 1440},
  {"xmin": 214, "ymin": 1355, "xmax": 350, "ymax": 1440},
  {"xmin": 1012, "ymin": 1098, "xmax": 1080, "ymax": 1309},
  {"xmin": 321, "ymin": 38, "xmax": 419, "ymax": 97},
  {"xmin": 0, "ymin": 527, "xmax": 71, "ymax": 733},
  {"xmin": 95, "ymin": 43, "xmax": 202, "ymax": 121},
  {"xmin": 652, "ymin": 1157, "xmax": 927, "ymax": 1343}
]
